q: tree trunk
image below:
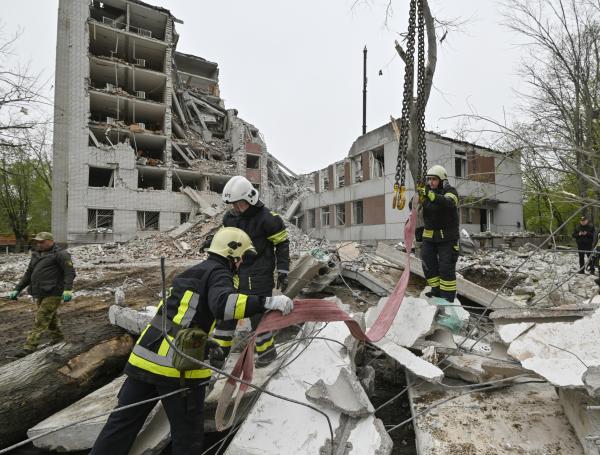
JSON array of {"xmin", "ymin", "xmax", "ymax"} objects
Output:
[{"xmin": 0, "ymin": 327, "xmax": 133, "ymax": 449}]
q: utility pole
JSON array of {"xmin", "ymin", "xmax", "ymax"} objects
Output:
[{"xmin": 362, "ymin": 46, "xmax": 367, "ymax": 136}]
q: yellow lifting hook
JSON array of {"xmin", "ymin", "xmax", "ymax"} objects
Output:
[{"xmin": 392, "ymin": 184, "xmax": 407, "ymax": 210}]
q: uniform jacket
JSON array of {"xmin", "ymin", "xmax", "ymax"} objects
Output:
[
  {"xmin": 16, "ymin": 245, "xmax": 76, "ymax": 298},
  {"xmin": 223, "ymin": 201, "xmax": 290, "ymax": 295},
  {"xmin": 421, "ymin": 182, "xmax": 460, "ymax": 243},
  {"xmin": 126, "ymin": 254, "xmax": 267, "ymax": 386},
  {"xmin": 573, "ymin": 223, "xmax": 595, "ymax": 248}
]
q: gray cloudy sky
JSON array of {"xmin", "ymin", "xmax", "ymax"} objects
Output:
[{"xmin": 3, "ymin": 0, "xmax": 527, "ymax": 173}]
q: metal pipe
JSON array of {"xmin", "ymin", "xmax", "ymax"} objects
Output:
[{"xmin": 362, "ymin": 46, "xmax": 367, "ymax": 135}]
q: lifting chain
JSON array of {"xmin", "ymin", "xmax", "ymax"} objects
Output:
[
  {"xmin": 393, "ymin": 0, "xmax": 417, "ymax": 211},
  {"xmin": 393, "ymin": 0, "xmax": 428, "ymax": 209}
]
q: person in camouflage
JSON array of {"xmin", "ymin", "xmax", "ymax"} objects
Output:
[{"xmin": 9, "ymin": 232, "xmax": 76, "ymax": 356}]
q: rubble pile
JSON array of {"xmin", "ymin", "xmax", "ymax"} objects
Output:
[{"xmin": 457, "ymin": 243, "xmax": 599, "ymax": 306}]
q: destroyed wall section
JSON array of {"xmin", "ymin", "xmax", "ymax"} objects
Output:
[
  {"xmin": 52, "ymin": 0, "xmax": 281, "ymax": 244},
  {"xmin": 300, "ymin": 124, "xmax": 523, "ymax": 242}
]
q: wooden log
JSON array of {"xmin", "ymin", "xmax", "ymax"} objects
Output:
[{"xmin": 0, "ymin": 326, "xmax": 133, "ymax": 448}]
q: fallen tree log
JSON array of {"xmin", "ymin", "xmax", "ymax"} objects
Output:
[{"xmin": 0, "ymin": 325, "xmax": 133, "ymax": 449}]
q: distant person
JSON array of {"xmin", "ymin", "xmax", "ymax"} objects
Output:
[
  {"xmin": 418, "ymin": 165, "xmax": 460, "ymax": 302},
  {"xmin": 8, "ymin": 232, "xmax": 76, "ymax": 356},
  {"xmin": 573, "ymin": 216, "xmax": 595, "ymax": 274}
]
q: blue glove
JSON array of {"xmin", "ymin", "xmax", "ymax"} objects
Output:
[
  {"xmin": 63, "ymin": 290, "xmax": 73, "ymax": 302},
  {"xmin": 9, "ymin": 290, "xmax": 19, "ymax": 300}
]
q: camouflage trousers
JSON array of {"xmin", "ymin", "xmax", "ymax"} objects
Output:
[{"xmin": 24, "ymin": 296, "xmax": 63, "ymax": 350}]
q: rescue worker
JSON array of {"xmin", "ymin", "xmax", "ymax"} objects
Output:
[
  {"xmin": 212, "ymin": 176, "xmax": 290, "ymax": 368},
  {"xmin": 417, "ymin": 165, "xmax": 460, "ymax": 302},
  {"xmin": 90, "ymin": 227, "xmax": 293, "ymax": 455},
  {"xmin": 9, "ymin": 232, "xmax": 76, "ymax": 356},
  {"xmin": 572, "ymin": 216, "xmax": 595, "ymax": 274}
]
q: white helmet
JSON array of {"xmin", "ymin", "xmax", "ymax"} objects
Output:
[
  {"xmin": 426, "ymin": 165, "xmax": 448, "ymax": 181},
  {"xmin": 222, "ymin": 176, "xmax": 259, "ymax": 205}
]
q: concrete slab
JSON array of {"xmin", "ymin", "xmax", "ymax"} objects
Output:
[
  {"xmin": 108, "ymin": 305, "xmax": 156, "ymax": 335},
  {"xmin": 507, "ymin": 308, "xmax": 600, "ymax": 387},
  {"xmin": 558, "ymin": 388, "xmax": 600, "ymax": 455},
  {"xmin": 341, "ymin": 266, "xmax": 391, "ymax": 297},
  {"xmin": 305, "ymin": 367, "xmax": 374, "ymax": 418},
  {"xmin": 376, "ymin": 243, "xmax": 518, "ymax": 309},
  {"xmin": 374, "ymin": 341, "xmax": 444, "ymax": 382},
  {"xmin": 408, "ymin": 376, "xmax": 584, "ymax": 454},
  {"xmin": 496, "ymin": 322, "xmax": 535, "ymax": 344},
  {"xmin": 225, "ymin": 319, "xmax": 392, "ymax": 454}
]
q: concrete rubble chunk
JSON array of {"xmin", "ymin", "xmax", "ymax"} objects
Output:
[
  {"xmin": 306, "ymin": 367, "xmax": 375, "ymax": 418},
  {"xmin": 583, "ymin": 365, "xmax": 600, "ymax": 398},
  {"xmin": 507, "ymin": 307, "xmax": 600, "ymax": 387},
  {"xmin": 558, "ymin": 387, "xmax": 600, "ymax": 454},
  {"xmin": 225, "ymin": 304, "xmax": 391, "ymax": 455},
  {"xmin": 496, "ymin": 322, "xmax": 535, "ymax": 344},
  {"xmin": 341, "ymin": 266, "xmax": 391, "ymax": 297},
  {"xmin": 375, "ymin": 341, "xmax": 444, "ymax": 382},
  {"xmin": 108, "ymin": 305, "xmax": 156, "ymax": 335}
]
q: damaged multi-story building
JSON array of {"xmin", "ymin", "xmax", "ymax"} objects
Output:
[
  {"xmin": 51, "ymin": 0, "xmax": 296, "ymax": 244},
  {"xmin": 299, "ymin": 122, "xmax": 523, "ymax": 242}
]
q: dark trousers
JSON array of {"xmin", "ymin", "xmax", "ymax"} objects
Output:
[
  {"xmin": 90, "ymin": 376, "xmax": 206, "ymax": 455},
  {"xmin": 579, "ymin": 250, "xmax": 595, "ymax": 272},
  {"xmin": 421, "ymin": 240, "xmax": 459, "ymax": 302}
]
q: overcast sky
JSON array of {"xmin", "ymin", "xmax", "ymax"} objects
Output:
[{"xmin": 3, "ymin": 0, "xmax": 527, "ymax": 174}]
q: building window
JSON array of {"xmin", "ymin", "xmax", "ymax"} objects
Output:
[
  {"xmin": 247, "ymin": 154, "xmax": 260, "ymax": 169},
  {"xmin": 321, "ymin": 206, "xmax": 331, "ymax": 227},
  {"xmin": 88, "ymin": 209, "xmax": 114, "ymax": 231},
  {"xmin": 180, "ymin": 212, "xmax": 190, "ymax": 224},
  {"xmin": 371, "ymin": 148, "xmax": 385, "ymax": 179},
  {"xmin": 336, "ymin": 204, "xmax": 345, "ymax": 226},
  {"xmin": 335, "ymin": 162, "xmax": 345, "ymax": 188},
  {"xmin": 351, "ymin": 156, "xmax": 363, "ymax": 183},
  {"xmin": 455, "ymin": 150, "xmax": 467, "ymax": 178},
  {"xmin": 353, "ymin": 200, "xmax": 363, "ymax": 225},
  {"xmin": 320, "ymin": 170, "xmax": 329, "ymax": 192},
  {"xmin": 138, "ymin": 169, "xmax": 165, "ymax": 190},
  {"xmin": 89, "ymin": 166, "xmax": 115, "ymax": 187},
  {"xmin": 137, "ymin": 211, "xmax": 159, "ymax": 231},
  {"xmin": 308, "ymin": 209, "xmax": 316, "ymax": 228}
]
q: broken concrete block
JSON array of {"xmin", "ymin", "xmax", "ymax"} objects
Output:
[
  {"xmin": 583, "ymin": 365, "xmax": 600, "ymax": 398},
  {"xmin": 108, "ymin": 305, "xmax": 156, "ymax": 335},
  {"xmin": 496, "ymin": 322, "xmax": 535, "ymax": 344},
  {"xmin": 366, "ymin": 296, "xmax": 437, "ymax": 348},
  {"xmin": 558, "ymin": 388, "xmax": 600, "ymax": 455},
  {"xmin": 306, "ymin": 368, "xmax": 374, "ymax": 418},
  {"xmin": 507, "ymin": 308, "xmax": 600, "ymax": 387},
  {"xmin": 374, "ymin": 339, "xmax": 443, "ymax": 382},
  {"xmin": 356, "ymin": 365, "xmax": 376, "ymax": 396}
]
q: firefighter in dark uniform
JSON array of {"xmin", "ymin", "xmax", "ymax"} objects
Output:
[
  {"xmin": 212, "ymin": 176, "xmax": 290, "ymax": 367},
  {"xmin": 90, "ymin": 227, "xmax": 293, "ymax": 455},
  {"xmin": 418, "ymin": 165, "xmax": 460, "ymax": 302},
  {"xmin": 573, "ymin": 216, "xmax": 595, "ymax": 274}
]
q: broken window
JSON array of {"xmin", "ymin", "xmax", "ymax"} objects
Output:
[
  {"xmin": 308, "ymin": 209, "xmax": 316, "ymax": 229},
  {"xmin": 137, "ymin": 168, "xmax": 165, "ymax": 190},
  {"xmin": 335, "ymin": 162, "xmax": 345, "ymax": 188},
  {"xmin": 320, "ymin": 170, "xmax": 329, "ymax": 192},
  {"xmin": 89, "ymin": 166, "xmax": 115, "ymax": 187},
  {"xmin": 353, "ymin": 200, "xmax": 363, "ymax": 225},
  {"xmin": 371, "ymin": 148, "xmax": 385, "ymax": 179},
  {"xmin": 180, "ymin": 212, "xmax": 190, "ymax": 224},
  {"xmin": 455, "ymin": 150, "xmax": 467, "ymax": 178},
  {"xmin": 336, "ymin": 204, "xmax": 345, "ymax": 226},
  {"xmin": 88, "ymin": 209, "xmax": 114, "ymax": 230},
  {"xmin": 321, "ymin": 206, "xmax": 331, "ymax": 227},
  {"xmin": 137, "ymin": 211, "xmax": 160, "ymax": 231},
  {"xmin": 351, "ymin": 156, "xmax": 363, "ymax": 184},
  {"xmin": 246, "ymin": 154, "xmax": 260, "ymax": 169}
]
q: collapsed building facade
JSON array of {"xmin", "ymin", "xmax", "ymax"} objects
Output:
[
  {"xmin": 51, "ymin": 0, "xmax": 295, "ymax": 244},
  {"xmin": 299, "ymin": 122, "xmax": 524, "ymax": 242}
]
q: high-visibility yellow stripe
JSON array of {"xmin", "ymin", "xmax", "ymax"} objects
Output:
[
  {"xmin": 268, "ymin": 229, "xmax": 288, "ymax": 245},
  {"xmin": 234, "ymin": 294, "xmax": 248, "ymax": 320},
  {"xmin": 427, "ymin": 277, "xmax": 440, "ymax": 286},
  {"xmin": 136, "ymin": 326, "xmax": 150, "ymax": 344},
  {"xmin": 233, "ymin": 274, "xmax": 240, "ymax": 289},
  {"xmin": 423, "ymin": 229, "xmax": 434, "ymax": 238},
  {"xmin": 255, "ymin": 337, "xmax": 274, "ymax": 352},
  {"xmin": 445, "ymin": 192, "xmax": 458, "ymax": 205},
  {"xmin": 440, "ymin": 279, "xmax": 457, "ymax": 291},
  {"xmin": 128, "ymin": 352, "xmax": 212, "ymax": 379},
  {"xmin": 214, "ymin": 338, "xmax": 233, "ymax": 347},
  {"xmin": 157, "ymin": 336, "xmax": 173, "ymax": 356},
  {"xmin": 172, "ymin": 290, "xmax": 193, "ymax": 325}
]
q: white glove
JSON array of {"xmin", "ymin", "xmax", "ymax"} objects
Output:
[{"xmin": 264, "ymin": 295, "xmax": 294, "ymax": 316}]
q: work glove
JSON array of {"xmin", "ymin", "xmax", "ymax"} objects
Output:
[
  {"xmin": 276, "ymin": 272, "xmax": 289, "ymax": 292},
  {"xmin": 264, "ymin": 295, "xmax": 294, "ymax": 316},
  {"xmin": 418, "ymin": 185, "xmax": 436, "ymax": 202},
  {"xmin": 9, "ymin": 290, "xmax": 19, "ymax": 300},
  {"xmin": 62, "ymin": 290, "xmax": 73, "ymax": 302}
]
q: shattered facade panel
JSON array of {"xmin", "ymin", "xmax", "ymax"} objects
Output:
[{"xmin": 52, "ymin": 0, "xmax": 296, "ymax": 244}]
